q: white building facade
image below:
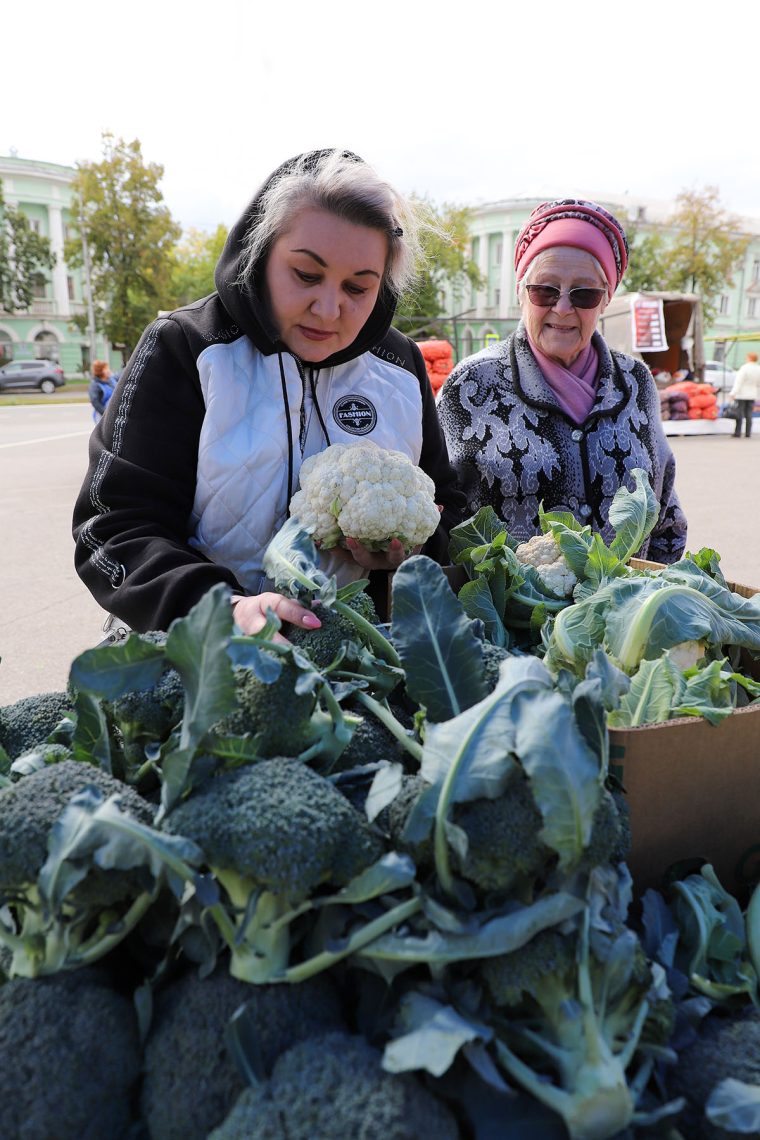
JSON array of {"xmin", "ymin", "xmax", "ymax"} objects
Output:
[{"xmin": 0, "ymin": 154, "xmax": 114, "ymax": 375}]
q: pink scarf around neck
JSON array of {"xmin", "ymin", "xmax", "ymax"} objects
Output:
[{"xmin": 527, "ymin": 336, "xmax": 599, "ymax": 425}]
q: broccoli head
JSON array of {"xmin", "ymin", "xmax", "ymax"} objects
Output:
[
  {"xmin": 452, "ymin": 768, "xmax": 553, "ymax": 897},
  {"xmin": 284, "ymin": 601, "xmax": 374, "ymax": 669},
  {"xmin": 212, "ymin": 651, "xmax": 350, "ymax": 762},
  {"xmin": 208, "ymin": 1030, "xmax": 461, "ymax": 1140},
  {"xmin": 0, "ymin": 760, "xmax": 156, "ymax": 976},
  {"xmin": 667, "ymin": 1008, "xmax": 760, "ymax": 1140},
  {"xmin": 0, "ymin": 967, "xmax": 141, "ymax": 1139},
  {"xmin": 105, "ymin": 665, "xmax": 184, "ymax": 781},
  {"xmin": 481, "ymin": 640, "xmax": 512, "ymax": 692},
  {"xmin": 0, "ymin": 689, "xmax": 74, "ymax": 760},
  {"xmin": 141, "ymin": 965, "xmax": 345, "ymax": 1140},
  {"xmin": 162, "ymin": 758, "xmax": 385, "ymax": 981},
  {"xmin": 330, "ymin": 708, "xmax": 408, "ymax": 774},
  {"xmin": 578, "ymin": 786, "xmax": 632, "ymax": 873}
]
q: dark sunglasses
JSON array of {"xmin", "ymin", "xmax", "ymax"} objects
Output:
[{"xmin": 525, "ymin": 284, "xmax": 607, "ymax": 309}]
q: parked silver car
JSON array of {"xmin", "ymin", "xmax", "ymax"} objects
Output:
[
  {"xmin": 0, "ymin": 358, "xmax": 66, "ymax": 394},
  {"xmin": 703, "ymin": 360, "xmax": 737, "ymax": 395}
]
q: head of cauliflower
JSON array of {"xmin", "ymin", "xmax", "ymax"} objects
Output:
[{"xmin": 289, "ymin": 441, "xmax": 440, "ymax": 553}]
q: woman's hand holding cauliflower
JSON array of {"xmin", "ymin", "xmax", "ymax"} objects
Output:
[{"xmin": 289, "ymin": 442, "xmax": 442, "ymax": 571}]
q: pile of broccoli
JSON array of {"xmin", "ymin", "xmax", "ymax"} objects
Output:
[{"xmin": 0, "ymin": 546, "xmax": 754, "ymax": 1140}]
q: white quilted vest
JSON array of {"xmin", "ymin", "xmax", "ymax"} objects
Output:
[{"xmin": 188, "ymin": 337, "xmax": 424, "ymax": 592}]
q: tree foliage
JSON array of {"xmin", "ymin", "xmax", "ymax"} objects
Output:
[
  {"xmin": 65, "ymin": 133, "xmax": 181, "ymax": 354},
  {"xmin": 0, "ymin": 182, "xmax": 56, "ymax": 312},
  {"xmin": 169, "ymin": 224, "xmax": 228, "ymax": 308},
  {"xmin": 395, "ymin": 198, "xmax": 483, "ymax": 337},
  {"xmin": 623, "ymin": 187, "xmax": 750, "ymax": 325}
]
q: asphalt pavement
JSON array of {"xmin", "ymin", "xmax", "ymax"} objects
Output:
[{"xmin": 1, "ymin": 404, "xmax": 759, "ymax": 703}]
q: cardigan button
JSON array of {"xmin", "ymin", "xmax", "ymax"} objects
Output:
[
  {"xmin": 571, "ymin": 429, "xmax": 583, "ymax": 442},
  {"xmin": 579, "ymin": 504, "xmax": 592, "ymax": 519}
]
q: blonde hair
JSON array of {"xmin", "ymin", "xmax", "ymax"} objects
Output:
[
  {"xmin": 91, "ymin": 360, "xmax": 110, "ymax": 380},
  {"xmin": 237, "ymin": 150, "xmax": 423, "ymax": 298}
]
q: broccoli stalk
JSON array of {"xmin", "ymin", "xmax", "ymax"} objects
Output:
[
  {"xmin": 0, "ymin": 761, "xmax": 165, "ymax": 978},
  {"xmin": 144, "ymin": 760, "xmax": 420, "ymax": 984},
  {"xmin": 351, "ymin": 690, "xmax": 423, "ymax": 764},
  {"xmin": 492, "ymin": 908, "xmax": 652, "ymax": 1140}
]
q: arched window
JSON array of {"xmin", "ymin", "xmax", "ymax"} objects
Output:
[
  {"xmin": 0, "ymin": 330, "xmax": 13, "ymax": 365},
  {"xmin": 34, "ymin": 330, "xmax": 60, "ymax": 362}
]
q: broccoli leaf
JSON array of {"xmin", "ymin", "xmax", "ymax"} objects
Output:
[
  {"xmin": 161, "ymin": 584, "xmax": 238, "ymax": 812},
  {"xmin": 69, "ymin": 634, "xmax": 166, "ymax": 699},
  {"xmin": 391, "ymin": 556, "xmax": 488, "ymax": 721},
  {"xmin": 356, "ymin": 890, "xmax": 585, "ymax": 965},
  {"xmin": 383, "ymin": 993, "xmax": 492, "ymax": 1078},
  {"xmin": 71, "ymin": 691, "xmax": 112, "ymax": 771},
  {"xmin": 706, "ymin": 1079, "xmax": 760, "ymax": 1133},
  {"xmin": 263, "ymin": 516, "xmax": 336, "ymax": 604},
  {"xmin": 512, "ymin": 688, "xmax": 603, "ymax": 869},
  {"xmin": 607, "ymin": 467, "xmax": 659, "ymax": 563},
  {"xmin": 448, "ymin": 506, "xmax": 512, "ymax": 564}
]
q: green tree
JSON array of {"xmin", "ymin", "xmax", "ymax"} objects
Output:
[
  {"xmin": 395, "ymin": 198, "xmax": 483, "ymax": 338},
  {"xmin": 0, "ymin": 182, "xmax": 56, "ymax": 312},
  {"xmin": 621, "ymin": 188, "xmax": 750, "ymax": 325},
  {"xmin": 661, "ymin": 187, "xmax": 750, "ymax": 326},
  {"xmin": 620, "ymin": 215, "xmax": 668, "ymax": 295},
  {"xmin": 65, "ymin": 132, "xmax": 181, "ymax": 355},
  {"xmin": 169, "ymin": 224, "xmax": 228, "ymax": 307}
]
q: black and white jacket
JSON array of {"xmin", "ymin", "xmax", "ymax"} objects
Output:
[
  {"xmin": 437, "ymin": 324, "xmax": 687, "ymax": 564},
  {"xmin": 73, "ymin": 157, "xmax": 465, "ymax": 632}
]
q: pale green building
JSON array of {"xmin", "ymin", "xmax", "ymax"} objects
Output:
[
  {"xmin": 445, "ymin": 194, "xmax": 760, "ymax": 369},
  {"xmin": 0, "ymin": 154, "xmax": 117, "ymax": 376}
]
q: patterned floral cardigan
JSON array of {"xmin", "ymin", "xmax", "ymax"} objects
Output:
[{"xmin": 437, "ymin": 324, "xmax": 687, "ymax": 564}]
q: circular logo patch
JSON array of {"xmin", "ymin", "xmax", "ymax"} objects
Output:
[{"xmin": 332, "ymin": 394, "xmax": 377, "ymax": 435}]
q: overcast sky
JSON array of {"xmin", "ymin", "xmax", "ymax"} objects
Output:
[{"xmin": 5, "ymin": 0, "xmax": 759, "ymax": 233}]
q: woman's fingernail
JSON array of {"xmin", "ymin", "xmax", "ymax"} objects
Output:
[{"xmin": 303, "ymin": 613, "xmax": 321, "ymax": 628}]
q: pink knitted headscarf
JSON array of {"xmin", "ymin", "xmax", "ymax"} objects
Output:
[{"xmin": 514, "ymin": 199, "xmax": 629, "ymax": 293}]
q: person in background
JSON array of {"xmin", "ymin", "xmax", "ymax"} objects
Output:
[
  {"xmin": 88, "ymin": 360, "xmax": 117, "ymax": 423},
  {"xmin": 437, "ymin": 199, "xmax": 687, "ymax": 564},
  {"xmin": 728, "ymin": 351, "xmax": 760, "ymax": 439},
  {"xmin": 73, "ymin": 149, "xmax": 465, "ymax": 636}
]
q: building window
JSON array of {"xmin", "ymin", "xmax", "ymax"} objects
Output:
[
  {"xmin": 67, "ymin": 276, "xmax": 76, "ymax": 301},
  {"xmin": 493, "ymin": 288, "xmax": 501, "ymax": 308},
  {"xmin": 752, "ymin": 259, "xmax": 760, "ymax": 284},
  {"xmin": 494, "ymin": 240, "xmax": 502, "ymax": 265},
  {"xmin": 717, "ymin": 294, "xmax": 730, "ymax": 316},
  {"xmin": 32, "ymin": 274, "xmax": 47, "ymax": 300},
  {"xmin": 749, "ymin": 297, "xmax": 759, "ymax": 319},
  {"xmin": 29, "ymin": 219, "xmax": 41, "ymax": 235},
  {"xmin": 0, "ymin": 331, "xmax": 12, "ymax": 365},
  {"xmin": 34, "ymin": 331, "xmax": 59, "ymax": 361}
]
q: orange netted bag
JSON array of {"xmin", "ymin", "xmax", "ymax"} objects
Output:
[
  {"xmin": 702, "ymin": 404, "xmax": 719, "ymax": 420},
  {"xmin": 690, "ymin": 391, "xmax": 717, "ymax": 410},
  {"xmin": 687, "ymin": 408, "xmax": 703, "ymax": 419},
  {"xmin": 418, "ymin": 339, "xmax": 453, "ymax": 363}
]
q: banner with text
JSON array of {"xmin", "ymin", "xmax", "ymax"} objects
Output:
[{"xmin": 631, "ymin": 297, "xmax": 668, "ymax": 352}]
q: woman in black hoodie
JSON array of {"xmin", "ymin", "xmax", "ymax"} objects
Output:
[{"xmin": 73, "ymin": 149, "xmax": 464, "ymax": 635}]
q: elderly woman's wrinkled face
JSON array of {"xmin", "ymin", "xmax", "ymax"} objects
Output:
[{"xmin": 520, "ymin": 247, "xmax": 608, "ymax": 367}]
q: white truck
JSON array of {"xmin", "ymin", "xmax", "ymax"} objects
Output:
[{"xmin": 598, "ymin": 291, "xmax": 732, "ymax": 435}]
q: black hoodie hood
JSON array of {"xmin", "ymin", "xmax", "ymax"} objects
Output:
[{"xmin": 213, "ymin": 149, "xmax": 399, "ymax": 369}]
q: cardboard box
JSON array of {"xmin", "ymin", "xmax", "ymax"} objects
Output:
[
  {"xmin": 432, "ymin": 559, "xmax": 760, "ymax": 898},
  {"xmin": 610, "ymin": 561, "xmax": 760, "ymax": 897}
]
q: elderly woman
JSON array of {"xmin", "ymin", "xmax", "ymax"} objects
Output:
[{"xmin": 438, "ymin": 199, "xmax": 687, "ymax": 563}]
